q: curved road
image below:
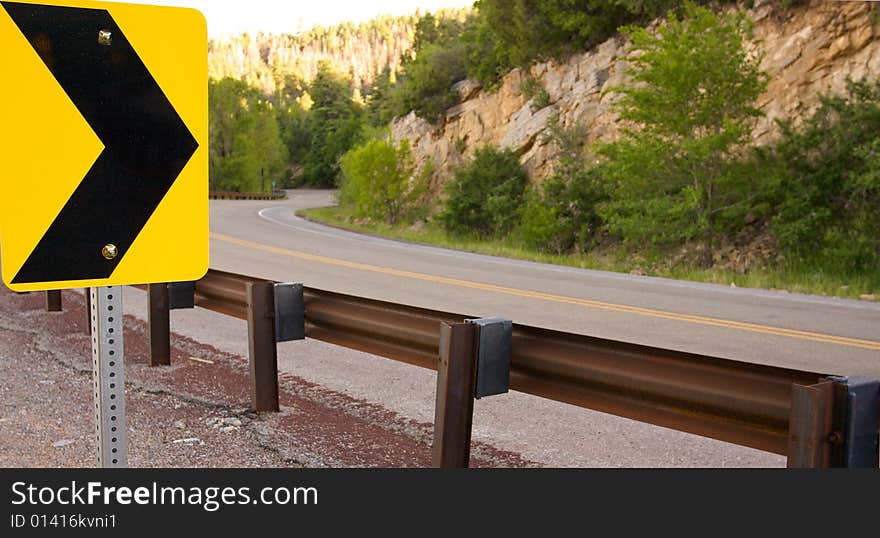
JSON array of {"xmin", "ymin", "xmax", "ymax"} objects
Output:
[
  {"xmin": 168, "ymin": 189, "xmax": 879, "ymax": 467},
  {"xmin": 211, "ymin": 190, "xmax": 879, "ymax": 375}
]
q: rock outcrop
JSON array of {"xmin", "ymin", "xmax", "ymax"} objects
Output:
[{"xmin": 392, "ymin": 1, "xmax": 880, "ymax": 190}]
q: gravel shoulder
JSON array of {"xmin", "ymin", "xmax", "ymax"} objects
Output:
[{"xmin": 0, "ymin": 288, "xmax": 529, "ymax": 468}]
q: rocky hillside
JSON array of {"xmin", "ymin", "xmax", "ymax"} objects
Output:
[{"xmin": 392, "ymin": 1, "xmax": 880, "ymax": 187}]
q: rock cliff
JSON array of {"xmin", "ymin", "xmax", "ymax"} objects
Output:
[{"xmin": 392, "ymin": 1, "xmax": 880, "ymax": 190}]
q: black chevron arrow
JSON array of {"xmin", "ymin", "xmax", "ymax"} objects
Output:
[{"xmin": 2, "ymin": 2, "xmax": 198, "ymax": 284}]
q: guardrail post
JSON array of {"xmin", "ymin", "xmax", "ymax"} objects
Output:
[
  {"xmin": 247, "ymin": 281, "xmax": 279, "ymax": 412},
  {"xmin": 432, "ymin": 322, "xmax": 478, "ymax": 468},
  {"xmin": 45, "ymin": 290, "xmax": 62, "ymax": 312},
  {"xmin": 148, "ymin": 283, "xmax": 171, "ymax": 367},
  {"xmin": 787, "ymin": 380, "xmax": 835, "ymax": 468}
]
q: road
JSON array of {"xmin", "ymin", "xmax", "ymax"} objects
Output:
[
  {"xmin": 211, "ymin": 190, "xmax": 879, "ymax": 374},
  {"xmin": 190, "ymin": 189, "xmax": 879, "ymax": 467}
]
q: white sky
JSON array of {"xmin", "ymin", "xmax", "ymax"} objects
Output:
[{"xmin": 112, "ymin": 0, "xmax": 475, "ymax": 37}]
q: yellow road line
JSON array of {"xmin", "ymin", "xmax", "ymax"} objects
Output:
[{"xmin": 212, "ymin": 232, "xmax": 880, "ymax": 351}]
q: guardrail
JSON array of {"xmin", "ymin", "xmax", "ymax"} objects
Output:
[
  {"xmin": 209, "ymin": 191, "xmax": 286, "ymax": 201},
  {"xmin": 63, "ymin": 269, "xmax": 880, "ymax": 468}
]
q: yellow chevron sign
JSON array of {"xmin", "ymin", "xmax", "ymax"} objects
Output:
[{"xmin": 0, "ymin": 0, "xmax": 208, "ymax": 292}]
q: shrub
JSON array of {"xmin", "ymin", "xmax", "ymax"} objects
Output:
[
  {"xmin": 767, "ymin": 79, "xmax": 880, "ymax": 274},
  {"xmin": 520, "ymin": 116, "xmax": 604, "ymax": 253},
  {"xmin": 520, "ymin": 76, "xmax": 542, "ymax": 99},
  {"xmin": 520, "ymin": 169, "xmax": 605, "ymax": 254},
  {"xmin": 339, "ymin": 137, "xmax": 427, "ymax": 225},
  {"xmin": 439, "ymin": 146, "xmax": 528, "ymax": 237},
  {"xmin": 520, "ymin": 76, "xmax": 551, "ymax": 111}
]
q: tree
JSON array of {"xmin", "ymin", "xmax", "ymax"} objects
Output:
[
  {"xmin": 410, "ymin": 11, "xmax": 466, "ymax": 55},
  {"xmin": 300, "ymin": 64, "xmax": 366, "ymax": 186},
  {"xmin": 387, "ymin": 12, "xmax": 469, "ymax": 124},
  {"xmin": 365, "ymin": 66, "xmax": 398, "ymax": 127},
  {"xmin": 597, "ymin": 1, "xmax": 766, "ymax": 265},
  {"xmin": 276, "ymin": 100, "xmax": 310, "ymax": 180},
  {"xmin": 207, "ymin": 12, "xmax": 439, "ymax": 95},
  {"xmin": 339, "ymin": 138, "xmax": 426, "ymax": 225},
  {"xmin": 462, "ymin": 0, "xmax": 689, "ymax": 86},
  {"xmin": 395, "ymin": 41, "xmax": 467, "ymax": 123},
  {"xmin": 209, "ymin": 77, "xmax": 289, "ymax": 193}
]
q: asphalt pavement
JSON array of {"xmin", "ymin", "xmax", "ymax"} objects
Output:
[{"xmin": 210, "ymin": 190, "xmax": 880, "ymax": 375}]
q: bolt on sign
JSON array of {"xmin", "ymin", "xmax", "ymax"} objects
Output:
[{"xmin": 0, "ymin": 0, "xmax": 208, "ymax": 292}]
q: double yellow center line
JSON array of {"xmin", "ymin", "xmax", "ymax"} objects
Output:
[{"xmin": 213, "ymin": 232, "xmax": 880, "ymax": 351}]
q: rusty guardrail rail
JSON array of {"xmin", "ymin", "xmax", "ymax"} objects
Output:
[
  {"xmin": 76, "ymin": 269, "xmax": 879, "ymax": 467},
  {"xmin": 197, "ymin": 269, "xmax": 823, "ymax": 455}
]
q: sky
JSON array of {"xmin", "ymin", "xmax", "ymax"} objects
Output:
[{"xmin": 114, "ymin": 0, "xmax": 475, "ymax": 37}]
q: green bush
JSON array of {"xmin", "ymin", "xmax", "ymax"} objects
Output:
[
  {"xmin": 520, "ymin": 169, "xmax": 605, "ymax": 254},
  {"xmin": 520, "ymin": 76, "xmax": 551, "ymax": 111},
  {"xmin": 518, "ymin": 190, "xmax": 563, "ymax": 252},
  {"xmin": 439, "ymin": 146, "xmax": 529, "ymax": 237},
  {"xmin": 520, "ymin": 76, "xmax": 543, "ymax": 100},
  {"xmin": 520, "ymin": 116, "xmax": 604, "ymax": 253},
  {"xmin": 767, "ymin": 79, "xmax": 880, "ymax": 274},
  {"xmin": 339, "ymin": 137, "xmax": 427, "ymax": 225}
]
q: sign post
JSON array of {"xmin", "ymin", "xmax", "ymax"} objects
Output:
[
  {"xmin": 91, "ymin": 286, "xmax": 126, "ymax": 467},
  {"xmin": 0, "ymin": 0, "xmax": 208, "ymax": 468}
]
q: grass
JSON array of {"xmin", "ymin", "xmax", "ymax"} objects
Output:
[{"xmin": 300, "ymin": 205, "xmax": 879, "ymax": 301}]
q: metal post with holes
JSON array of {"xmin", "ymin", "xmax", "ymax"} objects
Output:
[
  {"xmin": 45, "ymin": 290, "xmax": 62, "ymax": 312},
  {"xmin": 148, "ymin": 283, "xmax": 170, "ymax": 367},
  {"xmin": 246, "ymin": 282, "xmax": 279, "ymax": 412},
  {"xmin": 432, "ymin": 322, "xmax": 478, "ymax": 468},
  {"xmin": 91, "ymin": 287, "xmax": 126, "ymax": 468}
]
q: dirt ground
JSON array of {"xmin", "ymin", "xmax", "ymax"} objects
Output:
[{"xmin": 0, "ymin": 288, "xmax": 530, "ymax": 468}]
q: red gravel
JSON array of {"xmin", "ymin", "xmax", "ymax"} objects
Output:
[{"xmin": 0, "ymin": 288, "xmax": 533, "ymax": 468}]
